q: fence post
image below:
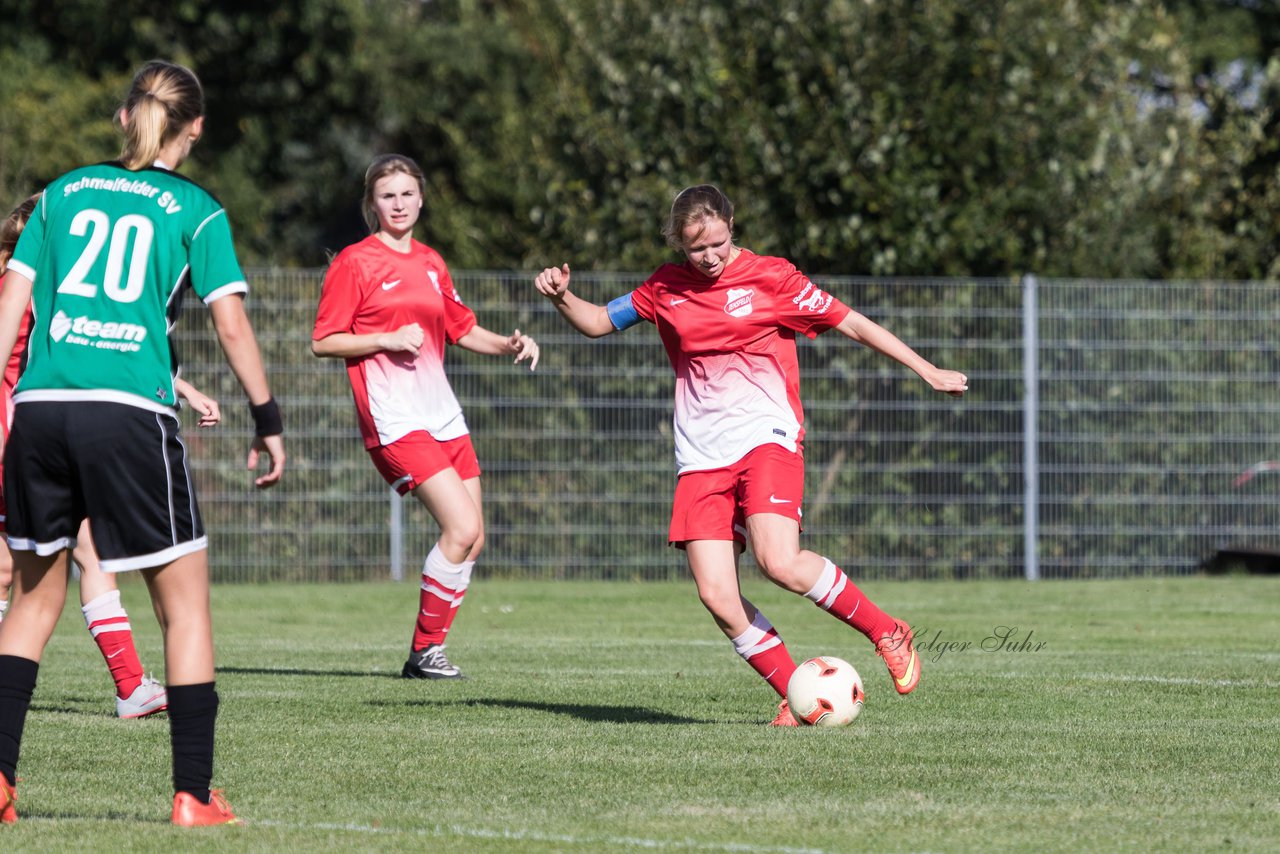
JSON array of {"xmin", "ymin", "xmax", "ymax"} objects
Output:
[
  {"xmin": 390, "ymin": 488, "xmax": 404, "ymax": 581},
  {"xmin": 1022, "ymin": 274, "xmax": 1040, "ymax": 581}
]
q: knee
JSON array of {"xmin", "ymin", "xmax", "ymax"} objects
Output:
[
  {"xmin": 441, "ymin": 517, "xmax": 483, "ymax": 557},
  {"xmin": 753, "ymin": 544, "xmax": 801, "ymax": 584},
  {"xmin": 468, "ymin": 528, "xmax": 485, "ymax": 560},
  {"xmin": 696, "ymin": 578, "xmax": 738, "ymax": 617}
]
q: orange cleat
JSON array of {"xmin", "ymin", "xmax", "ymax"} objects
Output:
[
  {"xmin": 0, "ymin": 776, "xmax": 16, "ymax": 824},
  {"xmin": 171, "ymin": 789, "xmax": 242, "ymax": 826},
  {"xmin": 876, "ymin": 618, "xmax": 921, "ymax": 695},
  {"xmin": 770, "ymin": 700, "xmax": 800, "ymax": 727}
]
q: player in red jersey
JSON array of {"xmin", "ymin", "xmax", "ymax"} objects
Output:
[
  {"xmin": 313, "ymin": 154, "xmax": 539, "ymax": 680},
  {"xmin": 536, "ymin": 185, "xmax": 968, "ymax": 725},
  {"xmin": 0, "ymin": 194, "xmax": 219, "ymax": 720}
]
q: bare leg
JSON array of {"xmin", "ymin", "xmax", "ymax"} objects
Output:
[
  {"xmin": 745, "ymin": 513, "xmax": 827, "ymax": 593},
  {"xmin": 73, "ymin": 520, "xmax": 116, "ymax": 604},
  {"xmin": 0, "ymin": 550, "xmax": 69, "ymax": 661},
  {"xmin": 459, "ymin": 477, "xmax": 485, "ymax": 562},
  {"xmin": 403, "ymin": 470, "xmax": 483, "ymax": 674},
  {"xmin": 0, "ymin": 540, "xmax": 13, "ymax": 606},
  {"xmin": 685, "ymin": 540, "xmax": 751, "ymax": 637},
  {"xmin": 141, "ymin": 551, "xmax": 213, "ymax": 685},
  {"xmin": 686, "ymin": 539, "xmax": 797, "ymax": 698},
  {"xmin": 412, "ymin": 467, "xmax": 482, "ymax": 563},
  {"xmin": 438, "ymin": 477, "xmax": 485, "ymax": 640}
]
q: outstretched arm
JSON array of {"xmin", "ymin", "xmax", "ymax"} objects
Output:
[
  {"xmin": 835, "ymin": 310, "xmax": 968, "ymax": 396},
  {"xmin": 534, "ymin": 263, "xmax": 616, "ymax": 338},
  {"xmin": 455, "ymin": 325, "xmax": 539, "ymax": 370}
]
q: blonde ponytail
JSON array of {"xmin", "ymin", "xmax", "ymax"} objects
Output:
[{"xmin": 118, "ymin": 60, "xmax": 204, "ymax": 171}]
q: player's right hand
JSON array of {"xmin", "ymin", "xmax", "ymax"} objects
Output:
[
  {"xmin": 534, "ymin": 263, "xmax": 572, "ymax": 300},
  {"xmin": 382, "ymin": 323, "xmax": 424, "ymax": 356}
]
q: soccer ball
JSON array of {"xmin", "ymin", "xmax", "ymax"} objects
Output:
[{"xmin": 786, "ymin": 656, "xmax": 865, "ymax": 726}]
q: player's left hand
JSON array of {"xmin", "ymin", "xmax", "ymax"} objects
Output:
[{"xmin": 509, "ymin": 328, "xmax": 540, "ymax": 371}]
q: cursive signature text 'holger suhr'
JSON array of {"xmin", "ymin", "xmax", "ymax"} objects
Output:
[{"xmin": 910, "ymin": 625, "xmax": 1048, "ymax": 662}]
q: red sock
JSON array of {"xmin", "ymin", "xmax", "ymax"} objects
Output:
[
  {"xmin": 82, "ymin": 591, "xmax": 144, "ymax": 698},
  {"xmin": 441, "ymin": 560, "xmax": 474, "ymax": 640},
  {"xmin": 804, "ymin": 559, "xmax": 897, "ymax": 642},
  {"xmin": 730, "ymin": 611, "xmax": 797, "ymax": 698},
  {"xmin": 411, "ymin": 545, "xmax": 464, "ymax": 651}
]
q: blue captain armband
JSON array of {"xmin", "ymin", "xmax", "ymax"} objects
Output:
[{"xmin": 606, "ymin": 294, "xmax": 641, "ymax": 331}]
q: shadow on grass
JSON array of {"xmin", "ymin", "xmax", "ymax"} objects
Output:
[
  {"xmin": 29, "ymin": 698, "xmax": 144, "ymax": 718},
  {"xmin": 217, "ymin": 665, "xmax": 391, "ymax": 678},
  {"xmin": 9, "ymin": 809, "xmax": 166, "ymax": 823},
  {"xmin": 368, "ymin": 696, "xmax": 712, "ymax": 724}
]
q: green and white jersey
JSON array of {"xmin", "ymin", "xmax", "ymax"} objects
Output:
[{"xmin": 7, "ymin": 161, "xmax": 247, "ymax": 413}]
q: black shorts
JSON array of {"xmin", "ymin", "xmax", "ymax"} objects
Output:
[{"xmin": 3, "ymin": 400, "xmax": 206, "ymax": 572}]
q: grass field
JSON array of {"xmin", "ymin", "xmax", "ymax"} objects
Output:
[{"xmin": 3, "ymin": 575, "xmax": 1278, "ymax": 852}]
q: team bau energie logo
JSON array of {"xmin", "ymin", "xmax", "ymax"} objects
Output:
[{"xmin": 49, "ymin": 309, "xmax": 147, "ymax": 353}]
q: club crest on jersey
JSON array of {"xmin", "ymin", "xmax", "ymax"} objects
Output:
[{"xmin": 724, "ymin": 288, "xmax": 755, "ymax": 318}]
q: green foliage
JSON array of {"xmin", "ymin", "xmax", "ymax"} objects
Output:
[
  {"xmin": 2, "ymin": 1, "xmax": 1275, "ymax": 275},
  {"xmin": 0, "ymin": 43, "xmax": 125, "ymax": 207}
]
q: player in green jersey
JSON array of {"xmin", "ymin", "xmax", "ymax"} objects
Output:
[
  {"xmin": 0, "ymin": 193, "xmax": 224, "ymax": 722},
  {"xmin": 0, "ymin": 60, "xmax": 285, "ymax": 827}
]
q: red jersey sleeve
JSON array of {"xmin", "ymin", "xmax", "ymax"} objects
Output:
[
  {"xmin": 435, "ymin": 263, "xmax": 477, "ymax": 344},
  {"xmin": 770, "ymin": 260, "xmax": 851, "ymax": 338},
  {"xmin": 629, "ymin": 277, "xmax": 658, "ymax": 323},
  {"xmin": 313, "ymin": 250, "xmax": 365, "ymax": 339}
]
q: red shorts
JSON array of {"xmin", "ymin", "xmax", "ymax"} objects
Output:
[
  {"xmin": 669, "ymin": 443, "xmax": 804, "ymax": 546},
  {"xmin": 368, "ymin": 431, "xmax": 481, "ymax": 496}
]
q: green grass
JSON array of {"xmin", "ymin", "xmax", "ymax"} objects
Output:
[{"xmin": 4, "ymin": 576, "xmax": 1279, "ymax": 852}]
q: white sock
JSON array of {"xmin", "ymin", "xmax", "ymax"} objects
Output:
[
  {"xmin": 81, "ymin": 589, "xmax": 129, "ymax": 634},
  {"xmin": 423, "ymin": 544, "xmax": 466, "ymax": 593},
  {"xmin": 730, "ymin": 611, "xmax": 782, "ymax": 659},
  {"xmin": 803, "ymin": 558, "xmax": 843, "ymax": 606}
]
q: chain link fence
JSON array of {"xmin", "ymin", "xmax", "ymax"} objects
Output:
[{"xmin": 175, "ymin": 270, "xmax": 1279, "ymax": 582}]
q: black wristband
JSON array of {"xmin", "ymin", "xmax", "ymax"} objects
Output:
[{"xmin": 249, "ymin": 397, "xmax": 283, "ymax": 437}]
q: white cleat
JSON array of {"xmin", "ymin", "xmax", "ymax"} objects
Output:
[{"xmin": 117, "ymin": 675, "xmax": 169, "ymax": 719}]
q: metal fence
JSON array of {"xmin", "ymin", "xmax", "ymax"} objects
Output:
[{"xmin": 176, "ymin": 269, "xmax": 1280, "ymax": 583}]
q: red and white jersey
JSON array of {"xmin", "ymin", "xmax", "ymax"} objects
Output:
[
  {"xmin": 619, "ymin": 249, "xmax": 851, "ymax": 473},
  {"xmin": 314, "ymin": 235, "xmax": 477, "ymax": 449},
  {"xmin": 0, "ymin": 301, "xmax": 32, "ymax": 441}
]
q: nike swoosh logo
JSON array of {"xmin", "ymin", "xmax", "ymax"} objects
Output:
[
  {"xmin": 107, "ymin": 649, "xmax": 124, "ymax": 659},
  {"xmin": 768, "ymin": 495, "xmax": 791, "ymax": 504},
  {"xmin": 670, "ymin": 297, "xmax": 690, "ymax": 306},
  {"xmin": 381, "ymin": 279, "xmax": 402, "ymax": 291},
  {"xmin": 895, "ymin": 649, "xmax": 919, "ymax": 690}
]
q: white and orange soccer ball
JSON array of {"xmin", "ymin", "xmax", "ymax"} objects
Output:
[{"xmin": 786, "ymin": 656, "xmax": 866, "ymax": 726}]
